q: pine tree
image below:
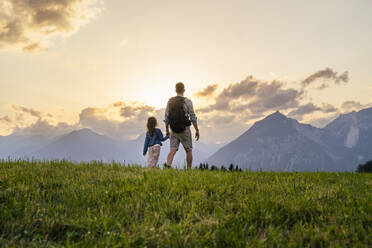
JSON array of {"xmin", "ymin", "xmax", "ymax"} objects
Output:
[{"xmin": 357, "ymin": 160, "xmax": 372, "ymax": 173}]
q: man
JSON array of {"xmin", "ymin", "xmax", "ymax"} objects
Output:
[{"xmin": 164, "ymin": 82, "xmax": 200, "ymax": 169}]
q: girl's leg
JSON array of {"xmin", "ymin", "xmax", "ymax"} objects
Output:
[
  {"xmin": 152, "ymin": 145, "xmax": 161, "ymax": 167},
  {"xmin": 147, "ymin": 146, "xmax": 155, "ymax": 167}
]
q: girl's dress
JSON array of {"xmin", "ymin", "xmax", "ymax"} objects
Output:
[{"xmin": 143, "ymin": 128, "xmax": 169, "ymax": 167}]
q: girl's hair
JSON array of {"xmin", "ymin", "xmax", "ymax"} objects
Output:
[{"xmin": 146, "ymin": 116, "xmax": 157, "ymax": 136}]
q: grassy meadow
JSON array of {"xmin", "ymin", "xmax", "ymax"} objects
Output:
[{"xmin": 0, "ymin": 160, "xmax": 371, "ymax": 247}]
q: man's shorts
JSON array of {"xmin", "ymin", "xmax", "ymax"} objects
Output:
[{"xmin": 170, "ymin": 126, "xmax": 193, "ymax": 152}]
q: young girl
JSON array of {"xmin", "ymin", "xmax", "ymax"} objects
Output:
[{"xmin": 143, "ymin": 117, "xmax": 169, "ymax": 167}]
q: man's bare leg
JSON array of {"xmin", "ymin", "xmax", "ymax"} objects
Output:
[
  {"xmin": 167, "ymin": 149, "xmax": 177, "ymax": 167},
  {"xmin": 186, "ymin": 150, "xmax": 193, "ymax": 169}
]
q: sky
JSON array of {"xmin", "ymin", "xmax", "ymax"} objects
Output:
[{"xmin": 1, "ymin": 0, "xmax": 372, "ymax": 143}]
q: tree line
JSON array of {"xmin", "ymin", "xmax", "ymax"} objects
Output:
[
  {"xmin": 196, "ymin": 163, "xmax": 243, "ymax": 172},
  {"xmin": 357, "ymin": 160, "xmax": 372, "ymax": 173}
]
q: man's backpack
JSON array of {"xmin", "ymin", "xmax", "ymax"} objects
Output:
[{"xmin": 168, "ymin": 96, "xmax": 191, "ymax": 133}]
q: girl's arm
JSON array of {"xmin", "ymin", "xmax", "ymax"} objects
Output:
[
  {"xmin": 157, "ymin": 129, "xmax": 169, "ymax": 141},
  {"xmin": 143, "ymin": 134, "xmax": 150, "ymax": 155}
]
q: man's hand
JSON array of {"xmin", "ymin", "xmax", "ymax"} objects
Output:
[
  {"xmin": 192, "ymin": 121, "xmax": 200, "ymax": 141},
  {"xmin": 195, "ymin": 130, "xmax": 200, "ymax": 141}
]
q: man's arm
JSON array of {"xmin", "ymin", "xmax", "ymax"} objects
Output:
[
  {"xmin": 164, "ymin": 100, "xmax": 170, "ymax": 136},
  {"xmin": 186, "ymin": 99, "xmax": 200, "ymax": 141}
]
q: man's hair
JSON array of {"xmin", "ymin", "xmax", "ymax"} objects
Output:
[{"xmin": 175, "ymin": 82, "xmax": 185, "ymax": 93}]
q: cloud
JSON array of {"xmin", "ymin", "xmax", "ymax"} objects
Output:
[
  {"xmin": 288, "ymin": 102, "xmax": 338, "ymax": 119},
  {"xmin": 12, "ymin": 105, "xmax": 43, "ymax": 119},
  {"xmin": 22, "ymin": 42, "xmax": 42, "ymax": 52},
  {"xmin": 200, "ymin": 76, "xmax": 304, "ymax": 115},
  {"xmin": 341, "ymin": 100, "xmax": 372, "ymax": 112},
  {"xmin": 302, "ymin": 68, "xmax": 349, "ymax": 88},
  {"xmin": 12, "ymin": 119, "xmax": 77, "ymax": 137},
  {"xmin": 198, "ymin": 68, "xmax": 349, "ymax": 127},
  {"xmin": 315, "ymin": 83, "xmax": 329, "ymax": 90},
  {"xmin": 120, "ymin": 105, "xmax": 155, "ymax": 120},
  {"xmin": 0, "ymin": 0, "xmax": 101, "ymax": 52},
  {"xmin": 79, "ymin": 102, "xmax": 156, "ymax": 139},
  {"xmin": 110, "ymin": 101, "xmax": 125, "ymax": 108},
  {"xmin": 79, "ymin": 107, "xmax": 122, "ymax": 137},
  {"xmin": 6, "ymin": 102, "xmax": 157, "ymax": 140},
  {"xmin": 6, "ymin": 104, "xmax": 77, "ymax": 137},
  {"xmin": 288, "ymin": 103, "xmax": 321, "ymax": 117},
  {"xmin": 0, "ymin": 115, "xmax": 12, "ymax": 123},
  {"xmin": 195, "ymin": 84, "xmax": 218, "ymax": 98},
  {"xmin": 217, "ymin": 76, "xmax": 258, "ymax": 100},
  {"xmin": 202, "ymin": 115, "xmax": 235, "ymax": 126},
  {"xmin": 321, "ymin": 103, "xmax": 338, "ymax": 113},
  {"xmin": 244, "ymin": 82, "xmax": 302, "ymax": 114}
]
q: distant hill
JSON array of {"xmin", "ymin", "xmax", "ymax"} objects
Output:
[
  {"xmin": 0, "ymin": 128, "xmax": 221, "ymax": 167},
  {"xmin": 34, "ymin": 128, "xmax": 128, "ymax": 162},
  {"xmin": 0, "ymin": 135, "xmax": 50, "ymax": 159},
  {"xmin": 205, "ymin": 107, "xmax": 372, "ymax": 171},
  {"xmin": 324, "ymin": 107, "xmax": 372, "ymax": 166}
]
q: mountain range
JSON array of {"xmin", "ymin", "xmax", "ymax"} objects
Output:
[
  {"xmin": 1, "ymin": 107, "xmax": 371, "ymax": 171},
  {"xmin": 206, "ymin": 107, "xmax": 372, "ymax": 171},
  {"xmin": 0, "ymin": 128, "xmax": 222, "ymax": 168}
]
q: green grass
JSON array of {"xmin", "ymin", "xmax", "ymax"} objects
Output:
[{"xmin": 0, "ymin": 160, "xmax": 371, "ymax": 247}]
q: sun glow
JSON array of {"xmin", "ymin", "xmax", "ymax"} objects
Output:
[{"xmin": 117, "ymin": 60, "xmax": 210, "ymax": 109}]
